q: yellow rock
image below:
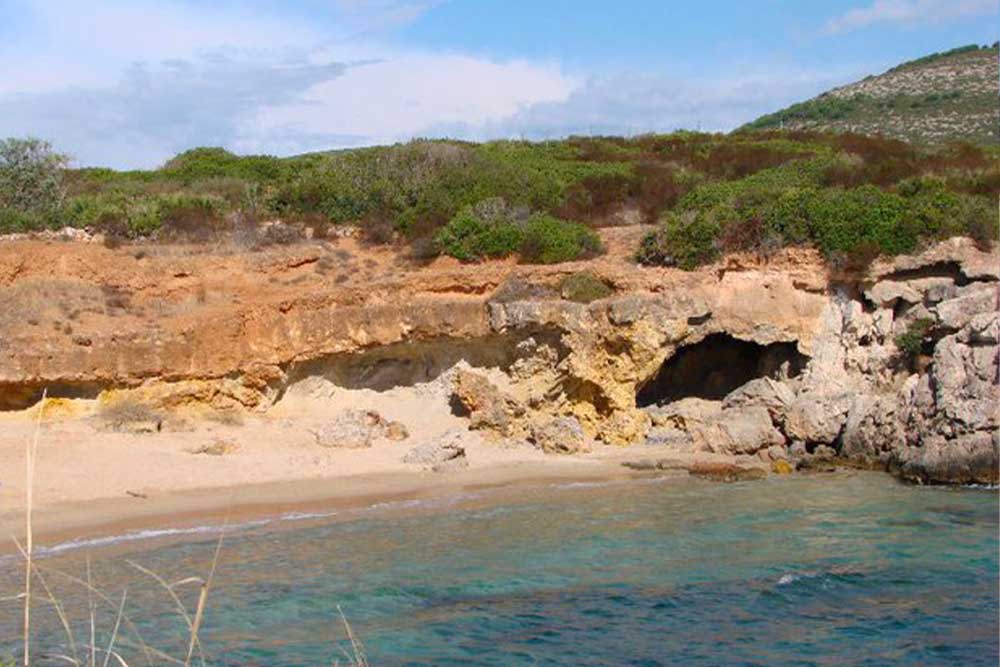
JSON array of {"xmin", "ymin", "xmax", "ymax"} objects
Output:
[{"xmin": 771, "ymin": 459, "xmax": 794, "ymax": 475}]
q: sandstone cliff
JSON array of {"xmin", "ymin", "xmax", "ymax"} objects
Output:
[{"xmin": 1, "ymin": 230, "xmax": 996, "ymax": 484}]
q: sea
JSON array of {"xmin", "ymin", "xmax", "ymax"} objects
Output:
[{"xmin": 1, "ymin": 471, "xmax": 997, "ymax": 666}]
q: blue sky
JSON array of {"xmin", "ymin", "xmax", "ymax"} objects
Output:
[{"xmin": 0, "ymin": 0, "xmax": 996, "ymax": 168}]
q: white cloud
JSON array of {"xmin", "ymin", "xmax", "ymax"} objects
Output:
[
  {"xmin": 256, "ymin": 54, "xmax": 577, "ymax": 145},
  {"xmin": 424, "ymin": 68, "xmax": 857, "ymax": 141},
  {"xmin": 825, "ymin": 0, "xmax": 998, "ymax": 33},
  {"xmin": 0, "ymin": 0, "xmax": 863, "ymax": 168}
]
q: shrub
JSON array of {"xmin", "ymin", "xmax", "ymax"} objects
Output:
[
  {"xmin": 0, "ymin": 137, "xmax": 69, "ymax": 217},
  {"xmin": 518, "ymin": 214, "xmax": 603, "ymax": 264},
  {"xmin": 155, "ymin": 194, "xmax": 227, "ymax": 241},
  {"xmin": 807, "ymin": 185, "xmax": 915, "ymax": 256},
  {"xmin": 894, "ymin": 317, "xmax": 935, "ymax": 361},
  {"xmin": 98, "ymin": 396, "xmax": 164, "ymax": 432},
  {"xmin": 636, "ymin": 210, "xmax": 721, "ymax": 269},
  {"xmin": 435, "ymin": 199, "xmax": 525, "ymax": 261},
  {"xmin": 559, "ymin": 272, "xmax": 614, "ymax": 302},
  {"xmin": 0, "ymin": 207, "xmax": 54, "ymax": 233}
]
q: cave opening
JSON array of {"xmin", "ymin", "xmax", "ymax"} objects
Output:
[{"xmin": 636, "ymin": 333, "xmax": 808, "ymax": 407}]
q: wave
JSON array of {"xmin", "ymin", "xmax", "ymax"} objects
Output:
[
  {"xmin": 0, "ymin": 508, "xmax": 343, "ymax": 566},
  {"xmin": 1, "ymin": 490, "xmax": 496, "ymax": 563}
]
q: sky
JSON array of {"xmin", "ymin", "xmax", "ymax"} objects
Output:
[{"xmin": 0, "ymin": 0, "xmax": 996, "ymax": 168}]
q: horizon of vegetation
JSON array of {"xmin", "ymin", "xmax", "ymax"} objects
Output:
[{"xmin": 1, "ymin": 127, "xmax": 996, "ymax": 272}]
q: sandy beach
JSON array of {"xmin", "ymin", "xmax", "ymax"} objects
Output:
[{"xmin": 0, "ymin": 379, "xmax": 709, "ymax": 555}]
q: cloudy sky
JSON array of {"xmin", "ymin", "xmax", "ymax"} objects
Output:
[{"xmin": 1, "ymin": 0, "xmax": 996, "ymax": 168}]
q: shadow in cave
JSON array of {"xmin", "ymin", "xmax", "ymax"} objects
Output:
[{"xmin": 636, "ymin": 333, "xmax": 808, "ymax": 407}]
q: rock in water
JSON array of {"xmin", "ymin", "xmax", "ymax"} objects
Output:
[
  {"xmin": 688, "ymin": 462, "xmax": 767, "ymax": 483},
  {"xmin": 771, "ymin": 459, "xmax": 794, "ymax": 475}
]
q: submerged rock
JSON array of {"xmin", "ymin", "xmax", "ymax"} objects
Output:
[{"xmin": 688, "ymin": 462, "xmax": 768, "ymax": 483}]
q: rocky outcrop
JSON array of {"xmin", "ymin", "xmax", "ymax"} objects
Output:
[
  {"xmin": 1, "ymin": 235, "xmax": 995, "ymax": 484},
  {"xmin": 627, "ymin": 239, "xmax": 998, "ymax": 484}
]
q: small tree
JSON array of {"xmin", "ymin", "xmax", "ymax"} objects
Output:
[{"xmin": 0, "ymin": 137, "xmax": 69, "ymax": 214}]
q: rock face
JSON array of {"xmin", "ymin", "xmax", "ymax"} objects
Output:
[
  {"xmin": 632, "ymin": 239, "xmax": 997, "ymax": 484},
  {"xmin": 1, "ymin": 235, "xmax": 996, "ymax": 484}
]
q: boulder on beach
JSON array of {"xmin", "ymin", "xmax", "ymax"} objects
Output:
[
  {"xmin": 403, "ymin": 429, "xmax": 469, "ymax": 472},
  {"xmin": 311, "ymin": 409, "xmax": 409, "ymax": 448}
]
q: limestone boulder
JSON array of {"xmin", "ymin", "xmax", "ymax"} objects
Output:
[
  {"xmin": 689, "ymin": 407, "xmax": 786, "ymax": 455},
  {"xmin": 891, "ymin": 432, "xmax": 999, "ymax": 485},
  {"xmin": 646, "ymin": 398, "xmax": 723, "ymax": 429},
  {"xmin": 934, "ymin": 283, "xmax": 995, "ymax": 331},
  {"xmin": 866, "ymin": 280, "xmax": 921, "ymax": 308},
  {"xmin": 722, "ymin": 378, "xmax": 795, "ymax": 424},
  {"xmin": 311, "ymin": 409, "xmax": 400, "ymax": 448},
  {"xmin": 840, "ymin": 394, "xmax": 904, "ymax": 465},
  {"xmin": 452, "ymin": 368, "xmax": 526, "ymax": 437},
  {"xmin": 783, "ymin": 392, "xmax": 853, "ymax": 446},
  {"xmin": 403, "ymin": 429, "xmax": 469, "ymax": 471},
  {"xmin": 530, "ymin": 416, "xmax": 590, "ymax": 454}
]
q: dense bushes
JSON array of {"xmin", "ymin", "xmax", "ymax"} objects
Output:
[
  {"xmin": 2, "ymin": 131, "xmax": 994, "ymax": 267},
  {"xmin": 519, "ymin": 214, "xmax": 603, "ymax": 264},
  {"xmin": 62, "ymin": 193, "xmax": 226, "ymax": 239},
  {"xmin": 434, "ymin": 198, "xmax": 526, "ymax": 261},
  {"xmin": 435, "ymin": 198, "xmax": 602, "ymax": 264},
  {"xmin": 637, "ymin": 154, "xmax": 995, "ymax": 270}
]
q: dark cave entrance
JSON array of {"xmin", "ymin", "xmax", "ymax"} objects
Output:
[{"xmin": 635, "ymin": 333, "xmax": 808, "ymax": 407}]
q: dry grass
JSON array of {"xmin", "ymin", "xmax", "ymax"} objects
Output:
[{"xmin": 96, "ymin": 397, "xmax": 164, "ymax": 433}]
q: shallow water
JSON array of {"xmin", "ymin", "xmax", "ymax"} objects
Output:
[{"xmin": 2, "ymin": 472, "xmax": 998, "ymax": 666}]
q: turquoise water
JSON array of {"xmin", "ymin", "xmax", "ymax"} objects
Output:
[{"xmin": 2, "ymin": 472, "xmax": 998, "ymax": 666}]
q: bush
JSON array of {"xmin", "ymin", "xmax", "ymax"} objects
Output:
[
  {"xmin": 636, "ymin": 210, "xmax": 721, "ymax": 269},
  {"xmin": 435, "ymin": 199, "xmax": 525, "ymax": 261},
  {"xmin": 0, "ymin": 207, "xmax": 54, "ymax": 233},
  {"xmin": 559, "ymin": 272, "xmax": 614, "ymax": 302},
  {"xmin": 518, "ymin": 215, "xmax": 603, "ymax": 264},
  {"xmin": 807, "ymin": 185, "xmax": 915, "ymax": 256},
  {"xmin": 894, "ymin": 318, "xmax": 935, "ymax": 361},
  {"xmin": 0, "ymin": 137, "xmax": 69, "ymax": 216}
]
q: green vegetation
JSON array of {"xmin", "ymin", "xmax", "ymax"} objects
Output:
[
  {"xmin": 895, "ymin": 318, "xmax": 935, "ymax": 361},
  {"xmin": 559, "ymin": 272, "xmax": 614, "ymax": 303},
  {"xmin": 742, "ymin": 43, "xmax": 999, "ymax": 145},
  {"xmin": 434, "ymin": 198, "xmax": 601, "ymax": 264},
  {"xmin": 636, "ymin": 134, "xmax": 996, "ymax": 270},
  {"xmin": 0, "ymin": 137, "xmax": 69, "ymax": 230},
  {"xmin": 887, "ymin": 43, "xmax": 998, "ymax": 73},
  {"xmin": 1, "ymin": 121, "xmax": 995, "ymax": 269}
]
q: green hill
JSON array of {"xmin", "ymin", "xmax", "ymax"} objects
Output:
[{"xmin": 744, "ymin": 44, "xmax": 999, "ymax": 144}]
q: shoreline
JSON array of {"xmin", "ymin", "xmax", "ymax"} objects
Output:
[{"xmin": 0, "ymin": 452, "xmax": 656, "ymax": 559}]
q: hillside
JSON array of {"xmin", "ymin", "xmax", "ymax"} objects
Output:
[{"xmin": 744, "ymin": 44, "xmax": 1000, "ymax": 144}]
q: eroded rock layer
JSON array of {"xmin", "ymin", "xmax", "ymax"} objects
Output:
[{"xmin": 1, "ymin": 234, "xmax": 996, "ymax": 483}]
